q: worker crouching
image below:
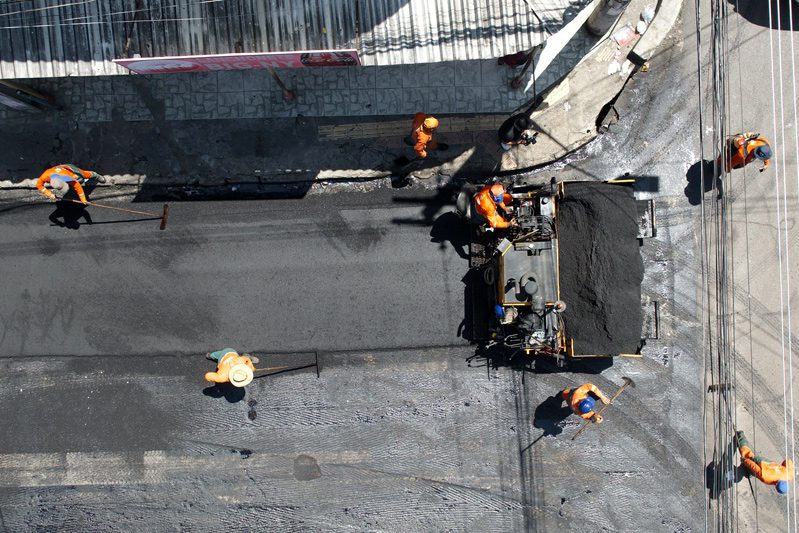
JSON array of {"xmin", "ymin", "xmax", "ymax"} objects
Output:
[
  {"xmin": 562, "ymin": 383, "xmax": 611, "ymax": 424},
  {"xmin": 205, "ymin": 348, "xmax": 259, "ymax": 388},
  {"xmin": 736, "ymin": 430, "xmax": 793, "ymax": 494}
]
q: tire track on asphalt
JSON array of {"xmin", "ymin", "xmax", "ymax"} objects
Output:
[
  {"xmin": 645, "ymin": 215, "xmax": 799, "ymax": 354},
  {"xmin": 647, "ymin": 194, "xmax": 799, "ymax": 462}
]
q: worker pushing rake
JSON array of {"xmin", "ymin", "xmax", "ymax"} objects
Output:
[
  {"xmin": 563, "ymin": 377, "xmax": 636, "ymax": 440},
  {"xmin": 36, "ymin": 163, "xmax": 170, "ymax": 230},
  {"xmin": 203, "ymin": 348, "xmax": 303, "ymax": 388}
]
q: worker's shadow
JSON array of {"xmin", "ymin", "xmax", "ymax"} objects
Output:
[
  {"xmin": 532, "ymin": 393, "xmax": 572, "ymax": 440},
  {"xmin": 705, "ymin": 438, "xmax": 745, "ymax": 500},
  {"xmin": 685, "ymin": 160, "xmax": 722, "ymax": 206},
  {"xmin": 49, "ymin": 199, "xmax": 93, "ymax": 229},
  {"xmin": 430, "ymin": 211, "xmax": 470, "ymax": 260},
  {"xmin": 467, "ymin": 343, "xmax": 613, "ymax": 373},
  {"xmin": 48, "ymin": 183, "xmax": 98, "ymax": 229},
  {"xmin": 391, "ymin": 144, "xmax": 451, "ymax": 186},
  {"xmin": 202, "ymin": 383, "xmax": 246, "ymax": 404}
]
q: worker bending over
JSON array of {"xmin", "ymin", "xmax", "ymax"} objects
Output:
[
  {"xmin": 36, "ymin": 164, "xmax": 105, "ymax": 204},
  {"xmin": 562, "ymin": 383, "xmax": 611, "ymax": 424},
  {"xmin": 474, "ymin": 183, "xmax": 517, "ymax": 229},
  {"xmin": 719, "ymin": 132, "xmax": 772, "ymax": 173},
  {"xmin": 407, "ymin": 112, "xmax": 441, "ymax": 159},
  {"xmin": 205, "ymin": 348, "xmax": 259, "ymax": 388},
  {"xmin": 736, "ymin": 430, "xmax": 793, "ymax": 494}
]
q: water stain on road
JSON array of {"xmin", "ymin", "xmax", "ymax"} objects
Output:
[
  {"xmin": 318, "ymin": 211, "xmax": 388, "ymax": 256},
  {"xmin": 293, "ymin": 454, "xmax": 322, "ymax": 481}
]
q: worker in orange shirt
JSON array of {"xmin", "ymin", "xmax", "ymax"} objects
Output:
[
  {"xmin": 405, "ymin": 112, "xmax": 447, "ymax": 159},
  {"xmin": 474, "ymin": 183, "xmax": 517, "ymax": 229},
  {"xmin": 561, "ymin": 383, "xmax": 611, "ymax": 423},
  {"xmin": 36, "ymin": 164, "xmax": 105, "ymax": 204},
  {"xmin": 736, "ymin": 430, "xmax": 793, "ymax": 495},
  {"xmin": 205, "ymin": 348, "xmax": 259, "ymax": 388},
  {"xmin": 719, "ymin": 132, "xmax": 772, "ymax": 173}
]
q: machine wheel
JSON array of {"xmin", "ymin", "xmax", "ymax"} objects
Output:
[{"xmin": 483, "ymin": 265, "xmax": 495, "ymax": 285}]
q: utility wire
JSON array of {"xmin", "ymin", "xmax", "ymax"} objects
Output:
[
  {"xmin": 766, "ymin": 0, "xmax": 796, "ymax": 527},
  {"xmin": 779, "ymin": 0, "xmax": 799, "ymax": 523}
]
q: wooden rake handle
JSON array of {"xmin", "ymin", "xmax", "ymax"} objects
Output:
[
  {"xmin": 571, "ymin": 378, "xmax": 634, "ymax": 440},
  {"xmin": 64, "ymin": 199, "xmax": 160, "ymax": 218}
]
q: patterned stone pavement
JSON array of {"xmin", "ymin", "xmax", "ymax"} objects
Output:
[{"xmin": 2, "ymin": 28, "xmax": 597, "ymax": 124}]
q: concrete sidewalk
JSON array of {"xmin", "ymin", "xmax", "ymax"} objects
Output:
[{"xmin": 0, "ymin": 0, "xmax": 680, "ymax": 198}]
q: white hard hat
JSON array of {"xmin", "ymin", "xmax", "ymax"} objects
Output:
[
  {"xmin": 49, "ymin": 177, "xmax": 69, "ymax": 194},
  {"xmin": 228, "ymin": 363, "xmax": 254, "ymax": 388}
]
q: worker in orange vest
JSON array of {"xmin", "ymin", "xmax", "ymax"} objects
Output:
[
  {"xmin": 205, "ymin": 348, "xmax": 259, "ymax": 388},
  {"xmin": 474, "ymin": 183, "xmax": 517, "ymax": 229},
  {"xmin": 719, "ymin": 132, "xmax": 772, "ymax": 173},
  {"xmin": 406, "ymin": 112, "xmax": 443, "ymax": 159},
  {"xmin": 736, "ymin": 430, "xmax": 793, "ymax": 494},
  {"xmin": 561, "ymin": 383, "xmax": 611, "ymax": 423},
  {"xmin": 35, "ymin": 164, "xmax": 105, "ymax": 204}
]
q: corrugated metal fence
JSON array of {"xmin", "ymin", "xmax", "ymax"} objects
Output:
[{"xmin": 0, "ymin": 0, "xmax": 580, "ymax": 78}]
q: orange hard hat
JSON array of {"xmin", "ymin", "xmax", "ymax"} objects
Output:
[{"xmin": 423, "ymin": 117, "xmax": 439, "ymax": 130}]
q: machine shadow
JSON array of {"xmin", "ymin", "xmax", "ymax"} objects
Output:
[
  {"xmin": 390, "ymin": 182, "xmax": 464, "ymax": 226},
  {"xmin": 728, "ymin": 0, "xmax": 799, "ymax": 30},
  {"xmin": 466, "ymin": 342, "xmax": 613, "ymax": 374},
  {"xmin": 429, "ymin": 211, "xmax": 470, "ymax": 260}
]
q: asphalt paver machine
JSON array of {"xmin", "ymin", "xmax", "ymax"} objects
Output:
[{"xmin": 458, "ymin": 178, "xmax": 656, "ymax": 366}]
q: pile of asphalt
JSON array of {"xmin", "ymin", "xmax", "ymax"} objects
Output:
[{"xmin": 557, "ymin": 182, "xmax": 644, "ymax": 355}]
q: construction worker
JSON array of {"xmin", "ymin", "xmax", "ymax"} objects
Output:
[
  {"xmin": 36, "ymin": 164, "xmax": 105, "ymax": 204},
  {"xmin": 561, "ymin": 383, "xmax": 611, "ymax": 423},
  {"xmin": 204, "ymin": 348, "xmax": 259, "ymax": 388},
  {"xmin": 736, "ymin": 430, "xmax": 793, "ymax": 494},
  {"xmin": 719, "ymin": 132, "xmax": 772, "ymax": 173},
  {"xmin": 406, "ymin": 112, "xmax": 445, "ymax": 159},
  {"xmin": 474, "ymin": 183, "xmax": 517, "ymax": 229},
  {"xmin": 497, "ymin": 50, "xmax": 529, "ymax": 69},
  {"xmin": 498, "ymin": 114, "xmax": 537, "ymax": 151}
]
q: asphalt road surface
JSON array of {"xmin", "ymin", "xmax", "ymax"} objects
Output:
[
  {"xmin": 0, "ymin": 191, "xmax": 468, "ymax": 357},
  {"xmin": 16, "ymin": 0, "xmax": 799, "ymax": 528},
  {"xmin": 0, "ymin": 181, "xmax": 702, "ymax": 531},
  {"xmin": 546, "ymin": 0, "xmax": 799, "ymax": 529}
]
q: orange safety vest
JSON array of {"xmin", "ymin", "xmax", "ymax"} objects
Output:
[
  {"xmin": 722, "ymin": 133, "xmax": 771, "ymax": 172},
  {"xmin": 204, "ymin": 352, "xmax": 256, "ymax": 384},
  {"xmin": 740, "ymin": 445, "xmax": 794, "ymax": 485},
  {"xmin": 411, "ymin": 112, "xmax": 438, "ymax": 158},
  {"xmin": 474, "ymin": 186, "xmax": 512, "ymax": 229},
  {"xmin": 562, "ymin": 383, "xmax": 606, "ymax": 420},
  {"xmin": 35, "ymin": 165, "xmax": 93, "ymax": 203}
]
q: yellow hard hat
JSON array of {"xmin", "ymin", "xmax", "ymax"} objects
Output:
[
  {"xmin": 423, "ymin": 117, "xmax": 439, "ymax": 130},
  {"xmin": 228, "ymin": 363, "xmax": 254, "ymax": 388}
]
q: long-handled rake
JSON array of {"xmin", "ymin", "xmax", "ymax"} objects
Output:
[{"xmin": 64, "ymin": 199, "xmax": 169, "ymax": 230}]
